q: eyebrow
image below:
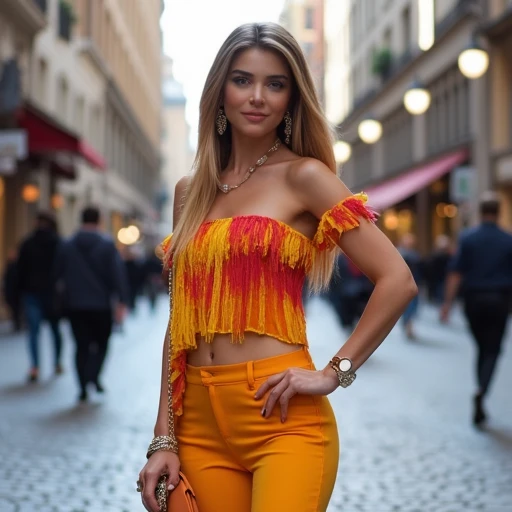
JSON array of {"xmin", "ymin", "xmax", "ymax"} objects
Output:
[{"xmin": 231, "ymin": 69, "xmax": 289, "ymax": 80}]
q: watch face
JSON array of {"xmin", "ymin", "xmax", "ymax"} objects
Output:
[{"xmin": 339, "ymin": 358, "xmax": 352, "ymax": 372}]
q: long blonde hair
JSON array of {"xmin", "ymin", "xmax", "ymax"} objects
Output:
[{"xmin": 171, "ymin": 22, "xmax": 337, "ymax": 291}]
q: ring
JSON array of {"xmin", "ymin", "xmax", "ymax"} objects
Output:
[{"xmin": 136, "ymin": 480, "xmax": 143, "ymax": 492}]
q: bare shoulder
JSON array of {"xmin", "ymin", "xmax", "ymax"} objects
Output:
[
  {"xmin": 175, "ymin": 175, "xmax": 191, "ymax": 197},
  {"xmin": 286, "ymin": 157, "xmax": 334, "ymax": 191},
  {"xmin": 284, "ymin": 157, "xmax": 352, "ymax": 218},
  {"xmin": 173, "ymin": 176, "xmax": 191, "ymax": 228}
]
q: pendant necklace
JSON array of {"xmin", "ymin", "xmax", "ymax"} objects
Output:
[{"xmin": 217, "ymin": 138, "xmax": 281, "ymax": 194}]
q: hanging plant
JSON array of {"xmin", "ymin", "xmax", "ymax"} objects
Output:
[{"xmin": 372, "ymin": 48, "xmax": 393, "ymax": 79}]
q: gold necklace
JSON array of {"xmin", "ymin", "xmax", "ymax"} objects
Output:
[{"xmin": 218, "ymin": 138, "xmax": 281, "ymax": 194}]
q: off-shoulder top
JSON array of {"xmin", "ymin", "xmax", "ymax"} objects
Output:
[{"xmin": 159, "ymin": 193, "xmax": 376, "ymax": 415}]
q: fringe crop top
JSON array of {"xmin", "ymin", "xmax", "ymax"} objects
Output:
[{"xmin": 160, "ymin": 193, "xmax": 376, "ymax": 415}]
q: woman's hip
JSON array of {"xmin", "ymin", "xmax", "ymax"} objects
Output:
[{"xmin": 178, "ymin": 348, "xmax": 338, "ymax": 458}]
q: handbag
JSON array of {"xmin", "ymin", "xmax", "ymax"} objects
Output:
[
  {"xmin": 156, "ymin": 472, "xmax": 198, "ymax": 512},
  {"xmin": 155, "ymin": 264, "xmax": 199, "ymax": 512}
]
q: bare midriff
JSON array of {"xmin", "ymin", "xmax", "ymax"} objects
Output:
[{"xmin": 186, "ymin": 332, "xmax": 303, "ymax": 367}]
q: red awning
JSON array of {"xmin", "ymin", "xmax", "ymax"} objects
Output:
[
  {"xmin": 365, "ymin": 148, "xmax": 469, "ymax": 211},
  {"xmin": 18, "ymin": 103, "xmax": 79, "ymax": 153},
  {"xmin": 78, "ymin": 140, "xmax": 107, "ymax": 170},
  {"xmin": 17, "ymin": 103, "xmax": 106, "ymax": 171}
]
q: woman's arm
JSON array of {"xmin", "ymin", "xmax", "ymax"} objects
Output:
[
  {"xmin": 335, "ymin": 221, "xmax": 418, "ymax": 367},
  {"xmin": 292, "ymin": 158, "xmax": 418, "ymax": 368},
  {"xmin": 153, "ymin": 176, "xmax": 190, "ymax": 436},
  {"xmin": 256, "ymin": 160, "xmax": 417, "ymax": 421}
]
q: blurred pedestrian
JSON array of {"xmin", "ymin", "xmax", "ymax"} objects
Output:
[
  {"xmin": 123, "ymin": 246, "xmax": 144, "ymax": 312},
  {"xmin": 328, "ymin": 253, "xmax": 373, "ymax": 331},
  {"xmin": 398, "ymin": 233, "xmax": 422, "ymax": 339},
  {"xmin": 425, "ymin": 234, "xmax": 452, "ymax": 304},
  {"xmin": 441, "ymin": 192, "xmax": 512, "ymax": 426},
  {"xmin": 17, "ymin": 212, "xmax": 63, "ymax": 382},
  {"xmin": 2, "ymin": 248, "xmax": 22, "ymax": 332},
  {"xmin": 137, "ymin": 23, "xmax": 417, "ymax": 512},
  {"xmin": 55, "ymin": 206, "xmax": 129, "ymax": 402},
  {"xmin": 143, "ymin": 250, "xmax": 164, "ymax": 312}
]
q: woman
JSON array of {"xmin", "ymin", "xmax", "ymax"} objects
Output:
[{"xmin": 139, "ymin": 22, "xmax": 417, "ymax": 512}]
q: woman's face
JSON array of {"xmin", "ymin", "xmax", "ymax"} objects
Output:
[{"xmin": 223, "ymin": 47, "xmax": 293, "ymax": 139}]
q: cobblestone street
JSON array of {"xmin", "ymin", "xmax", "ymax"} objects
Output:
[{"xmin": 0, "ymin": 295, "xmax": 511, "ymax": 512}]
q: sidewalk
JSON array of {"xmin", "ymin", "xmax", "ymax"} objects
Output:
[
  {"xmin": 0, "ymin": 296, "xmax": 511, "ymax": 511},
  {"xmin": 307, "ymin": 297, "xmax": 512, "ymax": 512}
]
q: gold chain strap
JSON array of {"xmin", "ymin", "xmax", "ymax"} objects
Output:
[{"xmin": 166, "ymin": 264, "xmax": 177, "ymax": 447}]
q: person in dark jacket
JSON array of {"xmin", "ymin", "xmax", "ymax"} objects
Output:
[
  {"xmin": 2, "ymin": 248, "xmax": 22, "ymax": 332},
  {"xmin": 441, "ymin": 192, "xmax": 512, "ymax": 427},
  {"xmin": 426, "ymin": 234, "xmax": 452, "ymax": 304},
  {"xmin": 328, "ymin": 252, "xmax": 373, "ymax": 331},
  {"xmin": 55, "ymin": 206, "xmax": 129, "ymax": 401},
  {"xmin": 143, "ymin": 250, "xmax": 165, "ymax": 312},
  {"xmin": 17, "ymin": 212, "xmax": 63, "ymax": 382}
]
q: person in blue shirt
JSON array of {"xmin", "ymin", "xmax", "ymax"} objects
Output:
[{"xmin": 441, "ymin": 192, "xmax": 512, "ymax": 426}]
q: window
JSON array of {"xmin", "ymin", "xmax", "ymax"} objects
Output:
[
  {"xmin": 350, "ymin": 6, "xmax": 356, "ymax": 48},
  {"xmin": 368, "ymin": 0, "xmax": 375, "ymax": 26},
  {"xmin": 34, "ymin": 0, "xmax": 47, "ymax": 13},
  {"xmin": 383, "ymin": 27, "xmax": 392, "ymax": 50},
  {"xmin": 426, "ymin": 67, "xmax": 471, "ymax": 156},
  {"xmin": 401, "ymin": 6, "xmax": 411, "ymax": 54},
  {"xmin": 56, "ymin": 76, "xmax": 69, "ymax": 123},
  {"xmin": 58, "ymin": 1, "xmax": 74, "ymax": 42},
  {"xmin": 75, "ymin": 96, "xmax": 85, "ymax": 134},
  {"xmin": 304, "ymin": 7, "xmax": 314, "ymax": 29},
  {"xmin": 37, "ymin": 58, "xmax": 48, "ymax": 104}
]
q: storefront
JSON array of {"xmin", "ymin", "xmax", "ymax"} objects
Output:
[
  {"xmin": 485, "ymin": 10, "xmax": 512, "ymax": 229},
  {"xmin": 366, "ymin": 148, "xmax": 470, "ymax": 251},
  {"xmin": 0, "ymin": 101, "xmax": 106, "ymax": 276}
]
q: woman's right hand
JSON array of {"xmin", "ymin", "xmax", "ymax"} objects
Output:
[{"xmin": 139, "ymin": 451, "xmax": 181, "ymax": 512}]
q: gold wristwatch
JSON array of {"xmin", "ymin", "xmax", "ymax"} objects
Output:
[{"xmin": 328, "ymin": 357, "xmax": 356, "ymax": 388}]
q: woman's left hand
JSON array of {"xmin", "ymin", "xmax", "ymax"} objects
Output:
[{"xmin": 254, "ymin": 366, "xmax": 339, "ymax": 422}]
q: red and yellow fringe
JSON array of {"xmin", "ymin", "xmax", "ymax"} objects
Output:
[{"xmin": 158, "ymin": 193, "xmax": 376, "ymax": 415}]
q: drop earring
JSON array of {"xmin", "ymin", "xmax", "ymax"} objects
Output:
[
  {"xmin": 284, "ymin": 111, "xmax": 292, "ymax": 145},
  {"xmin": 216, "ymin": 108, "xmax": 227, "ymax": 135}
]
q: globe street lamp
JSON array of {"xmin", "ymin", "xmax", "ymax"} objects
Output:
[
  {"xmin": 403, "ymin": 80, "xmax": 431, "ymax": 115},
  {"xmin": 358, "ymin": 117, "xmax": 382, "ymax": 144},
  {"xmin": 333, "ymin": 140, "xmax": 351, "ymax": 164},
  {"xmin": 458, "ymin": 41, "xmax": 489, "ymax": 79}
]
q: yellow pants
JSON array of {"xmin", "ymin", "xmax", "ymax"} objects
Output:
[{"xmin": 177, "ymin": 348, "xmax": 339, "ymax": 512}]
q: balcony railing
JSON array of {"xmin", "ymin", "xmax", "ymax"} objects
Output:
[{"xmin": 33, "ymin": 0, "xmax": 47, "ymax": 13}]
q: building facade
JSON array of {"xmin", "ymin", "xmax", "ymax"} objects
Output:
[
  {"xmin": 280, "ymin": 0, "xmax": 325, "ymax": 105},
  {"xmin": 0, "ymin": 0, "xmax": 47, "ymax": 272},
  {"xmin": 75, "ymin": 0, "xmax": 163, "ymax": 241},
  {"xmin": 324, "ymin": 0, "xmax": 351, "ymax": 124},
  {"xmin": 29, "ymin": 0, "xmax": 108, "ymax": 238},
  {"xmin": 0, "ymin": 0, "xmax": 164, "ymax": 320},
  {"xmin": 485, "ymin": 1, "xmax": 512, "ymax": 225},
  {"xmin": 325, "ymin": 0, "xmax": 504, "ymax": 253},
  {"xmin": 160, "ymin": 56, "xmax": 194, "ymax": 236}
]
